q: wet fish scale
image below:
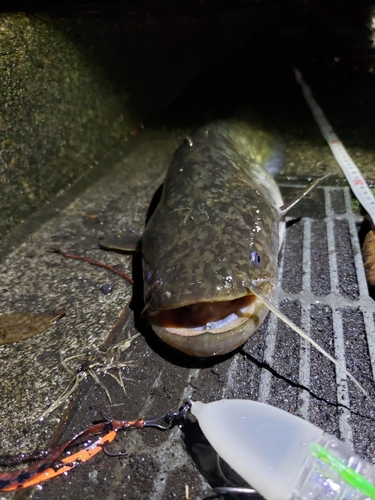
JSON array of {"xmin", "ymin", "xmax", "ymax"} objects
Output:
[{"xmin": 142, "ymin": 121, "xmax": 284, "ymax": 356}]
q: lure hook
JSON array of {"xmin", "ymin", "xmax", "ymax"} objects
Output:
[
  {"xmin": 102, "ymin": 400, "xmax": 193, "ymax": 457},
  {"xmin": 103, "ymin": 447, "xmax": 127, "ymax": 458}
]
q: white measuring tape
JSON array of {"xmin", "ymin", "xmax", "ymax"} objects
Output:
[{"xmin": 294, "ymin": 68, "xmax": 375, "ymax": 227}]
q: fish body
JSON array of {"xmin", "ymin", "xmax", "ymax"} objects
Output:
[{"xmin": 142, "ymin": 121, "xmax": 284, "ymax": 357}]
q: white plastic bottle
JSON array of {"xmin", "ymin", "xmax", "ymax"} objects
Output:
[{"xmin": 190, "ymin": 399, "xmax": 375, "ymax": 500}]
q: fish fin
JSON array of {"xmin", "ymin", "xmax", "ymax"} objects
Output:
[
  {"xmin": 280, "ymin": 174, "xmax": 332, "ymax": 217},
  {"xmin": 98, "ymin": 234, "xmax": 142, "ymax": 253},
  {"xmin": 245, "ymin": 281, "xmax": 370, "ymax": 401}
]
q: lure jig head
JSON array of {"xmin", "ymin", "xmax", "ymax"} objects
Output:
[{"xmin": 142, "ymin": 399, "xmax": 192, "ymax": 430}]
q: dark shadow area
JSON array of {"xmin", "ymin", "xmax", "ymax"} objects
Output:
[
  {"xmin": 182, "ymin": 418, "xmax": 264, "ymax": 499},
  {"xmin": 153, "ymin": 3, "xmax": 373, "ymax": 129},
  {"xmin": 2, "ymin": 1, "xmax": 373, "ymax": 124}
]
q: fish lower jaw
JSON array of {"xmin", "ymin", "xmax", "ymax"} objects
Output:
[{"xmin": 152, "ymin": 316, "xmax": 259, "ymax": 357}]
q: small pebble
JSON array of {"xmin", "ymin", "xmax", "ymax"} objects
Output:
[
  {"xmin": 88, "ymin": 470, "xmax": 98, "ymax": 483},
  {"xmin": 100, "ymin": 283, "xmax": 112, "ymax": 294}
]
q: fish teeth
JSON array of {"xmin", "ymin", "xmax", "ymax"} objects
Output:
[{"xmin": 165, "ymin": 300, "xmax": 258, "ymax": 336}]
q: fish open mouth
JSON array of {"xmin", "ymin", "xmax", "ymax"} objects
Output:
[
  {"xmin": 148, "ymin": 288, "xmax": 272, "ymax": 357},
  {"xmin": 148, "ymin": 279, "xmax": 274, "ymax": 358},
  {"xmin": 150, "ymin": 295, "xmax": 257, "ymax": 336}
]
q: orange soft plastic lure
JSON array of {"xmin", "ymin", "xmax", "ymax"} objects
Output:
[
  {"xmin": 0, "ymin": 431, "xmax": 117, "ymax": 491},
  {"xmin": 0, "ymin": 402, "xmax": 190, "ymax": 491},
  {"xmin": 0, "ymin": 420, "xmax": 144, "ymax": 491}
]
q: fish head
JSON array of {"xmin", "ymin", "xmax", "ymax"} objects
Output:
[{"xmin": 142, "ymin": 192, "xmax": 280, "ymax": 358}]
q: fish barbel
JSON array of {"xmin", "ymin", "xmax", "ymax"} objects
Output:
[{"xmin": 142, "ymin": 121, "xmax": 285, "ymax": 357}]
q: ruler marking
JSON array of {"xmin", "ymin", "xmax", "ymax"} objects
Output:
[{"xmin": 294, "ymin": 68, "xmax": 375, "ymax": 226}]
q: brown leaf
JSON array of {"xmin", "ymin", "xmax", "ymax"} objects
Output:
[
  {"xmin": 363, "ymin": 229, "xmax": 375, "ymax": 286},
  {"xmin": 0, "ymin": 312, "xmax": 65, "ymax": 345}
]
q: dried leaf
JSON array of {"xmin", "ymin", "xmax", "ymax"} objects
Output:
[
  {"xmin": 0, "ymin": 312, "xmax": 65, "ymax": 345},
  {"xmin": 363, "ymin": 229, "xmax": 375, "ymax": 286}
]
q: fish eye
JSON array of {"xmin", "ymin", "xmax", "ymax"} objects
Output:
[{"xmin": 250, "ymin": 251, "xmax": 261, "ymax": 267}]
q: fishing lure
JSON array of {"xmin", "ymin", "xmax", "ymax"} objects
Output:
[
  {"xmin": 2, "ymin": 399, "xmax": 374, "ymax": 499},
  {"xmin": 0, "ymin": 404, "xmax": 189, "ymax": 492},
  {"xmin": 191, "ymin": 399, "xmax": 375, "ymax": 500}
]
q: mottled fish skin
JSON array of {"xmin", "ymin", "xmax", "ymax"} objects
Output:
[{"xmin": 142, "ymin": 121, "xmax": 284, "ymax": 357}]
